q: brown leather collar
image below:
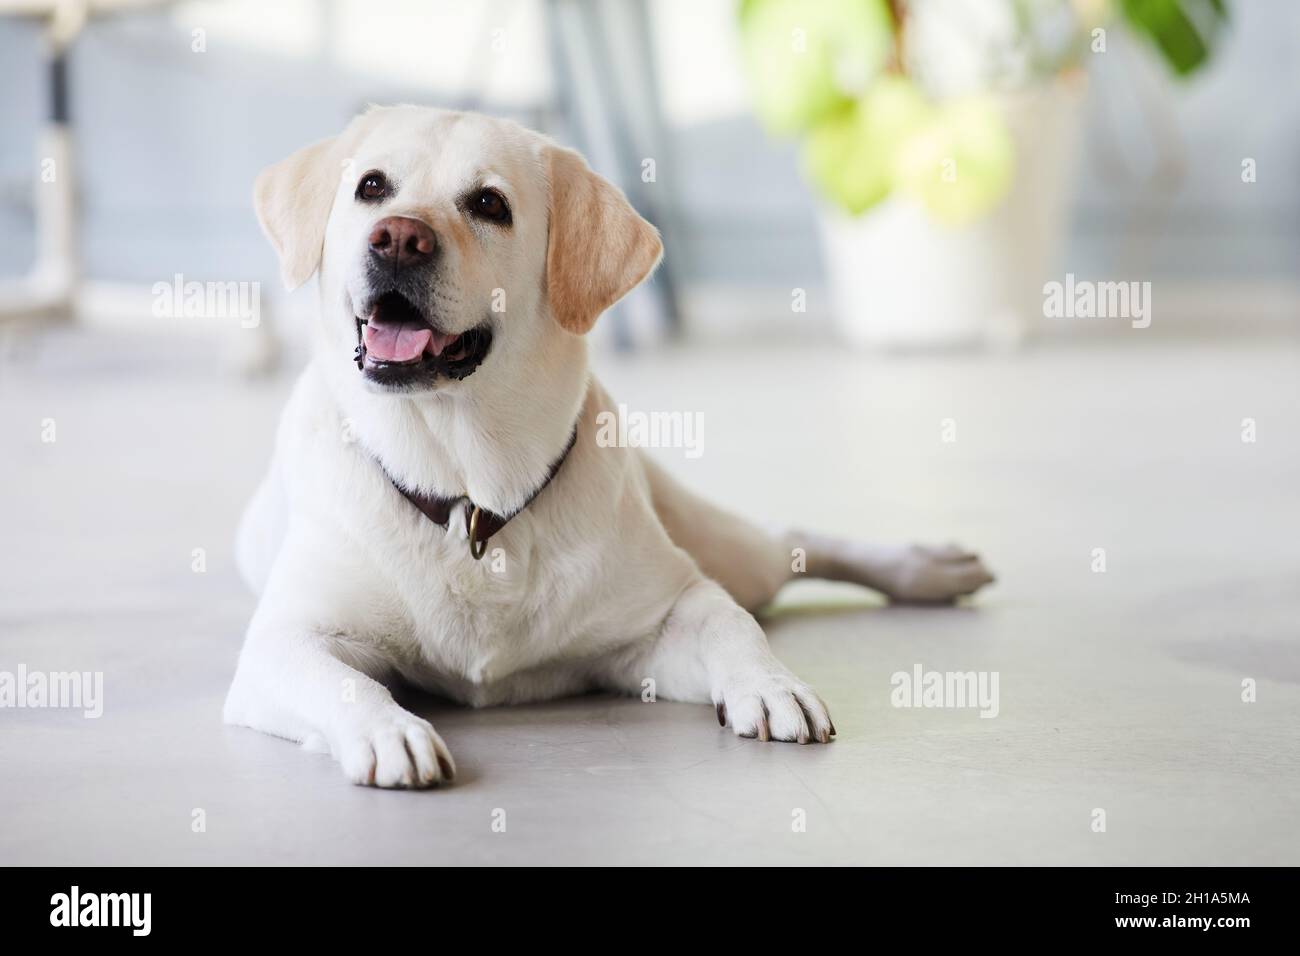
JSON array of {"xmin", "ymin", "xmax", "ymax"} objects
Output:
[{"xmin": 382, "ymin": 427, "xmax": 578, "ymax": 560}]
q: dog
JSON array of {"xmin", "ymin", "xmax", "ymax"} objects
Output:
[{"xmin": 223, "ymin": 106, "xmax": 994, "ymax": 788}]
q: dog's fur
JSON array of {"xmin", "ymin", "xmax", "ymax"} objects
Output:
[{"xmin": 224, "ymin": 106, "xmax": 994, "ymax": 788}]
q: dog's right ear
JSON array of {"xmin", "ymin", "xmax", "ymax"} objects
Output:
[{"xmin": 254, "ymin": 135, "xmax": 345, "ymax": 291}]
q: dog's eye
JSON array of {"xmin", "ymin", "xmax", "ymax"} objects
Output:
[
  {"xmin": 470, "ymin": 188, "xmax": 511, "ymax": 225},
  {"xmin": 357, "ymin": 172, "xmax": 389, "ymax": 202}
]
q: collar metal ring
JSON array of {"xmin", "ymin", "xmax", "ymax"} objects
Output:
[{"xmin": 467, "ymin": 505, "xmax": 488, "ymax": 561}]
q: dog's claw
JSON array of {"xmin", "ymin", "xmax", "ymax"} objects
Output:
[
  {"xmin": 795, "ymin": 697, "xmax": 820, "ymax": 744},
  {"xmin": 715, "ymin": 673, "xmax": 833, "ymax": 743}
]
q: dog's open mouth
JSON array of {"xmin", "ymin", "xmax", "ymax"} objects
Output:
[{"xmin": 355, "ymin": 291, "xmax": 491, "ymax": 386}]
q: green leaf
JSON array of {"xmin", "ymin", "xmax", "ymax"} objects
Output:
[{"xmin": 1119, "ymin": 0, "xmax": 1228, "ymax": 76}]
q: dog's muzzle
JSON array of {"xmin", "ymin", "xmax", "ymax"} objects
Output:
[{"xmin": 353, "ymin": 290, "xmax": 492, "ymax": 388}]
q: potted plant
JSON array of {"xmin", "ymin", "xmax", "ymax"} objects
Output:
[{"xmin": 739, "ymin": 0, "xmax": 1228, "ymax": 348}]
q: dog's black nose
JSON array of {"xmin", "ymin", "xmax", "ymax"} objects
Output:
[{"xmin": 368, "ymin": 216, "xmax": 437, "ymax": 269}]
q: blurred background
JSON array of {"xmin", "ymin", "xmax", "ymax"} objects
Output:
[{"xmin": 0, "ymin": 0, "xmax": 1295, "ymax": 353}]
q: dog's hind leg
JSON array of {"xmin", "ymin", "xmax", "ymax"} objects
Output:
[
  {"xmin": 789, "ymin": 532, "xmax": 996, "ymax": 604},
  {"xmin": 640, "ymin": 453, "xmax": 793, "ymax": 612},
  {"xmin": 642, "ymin": 453, "xmax": 995, "ymax": 608}
]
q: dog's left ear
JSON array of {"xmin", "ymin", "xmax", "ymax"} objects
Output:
[
  {"xmin": 545, "ymin": 146, "xmax": 663, "ymax": 335},
  {"xmin": 254, "ymin": 134, "xmax": 345, "ymax": 290}
]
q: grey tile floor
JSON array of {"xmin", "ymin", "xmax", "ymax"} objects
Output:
[{"xmin": 1, "ymin": 326, "xmax": 1298, "ymax": 865}]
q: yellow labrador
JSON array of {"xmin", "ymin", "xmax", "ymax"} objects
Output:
[{"xmin": 224, "ymin": 106, "xmax": 994, "ymax": 788}]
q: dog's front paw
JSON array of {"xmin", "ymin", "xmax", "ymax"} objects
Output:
[
  {"xmin": 881, "ymin": 542, "xmax": 995, "ymax": 603},
  {"xmin": 714, "ymin": 670, "xmax": 834, "ymax": 744},
  {"xmin": 334, "ymin": 708, "xmax": 455, "ymax": 789}
]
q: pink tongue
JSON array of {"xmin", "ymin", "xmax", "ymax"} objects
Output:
[
  {"xmin": 363, "ymin": 322, "xmax": 432, "ymax": 363},
  {"xmin": 426, "ymin": 330, "xmax": 458, "ymax": 357}
]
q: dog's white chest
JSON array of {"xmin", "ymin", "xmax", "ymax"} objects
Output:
[{"xmin": 380, "ymin": 517, "xmax": 566, "ymax": 693}]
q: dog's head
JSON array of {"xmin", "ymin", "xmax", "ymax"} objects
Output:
[{"xmin": 254, "ymin": 106, "xmax": 662, "ymax": 393}]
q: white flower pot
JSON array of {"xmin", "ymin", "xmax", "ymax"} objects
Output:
[{"xmin": 819, "ymin": 77, "xmax": 1087, "ymax": 350}]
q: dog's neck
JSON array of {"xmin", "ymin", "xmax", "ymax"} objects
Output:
[{"xmin": 323, "ymin": 334, "xmax": 590, "ymax": 517}]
